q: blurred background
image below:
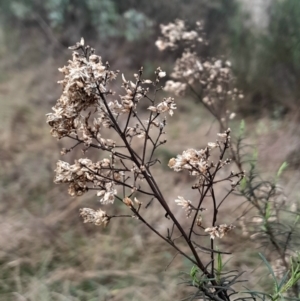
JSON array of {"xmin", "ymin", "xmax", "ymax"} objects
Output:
[{"xmin": 1, "ymin": 0, "xmax": 300, "ymax": 300}]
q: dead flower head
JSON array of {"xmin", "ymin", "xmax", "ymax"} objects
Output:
[
  {"xmin": 204, "ymin": 224, "xmax": 235, "ymax": 240},
  {"xmin": 175, "ymin": 196, "xmax": 193, "ymax": 217},
  {"xmin": 148, "ymin": 97, "xmax": 177, "ymax": 116},
  {"xmin": 123, "ymin": 197, "xmax": 134, "ymax": 207},
  {"xmin": 46, "ymin": 40, "xmax": 119, "ymax": 140},
  {"xmin": 168, "ymin": 148, "xmax": 208, "ymax": 175},
  {"xmin": 79, "ymin": 208, "xmax": 110, "ymax": 227}
]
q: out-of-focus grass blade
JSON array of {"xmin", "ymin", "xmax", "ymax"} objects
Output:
[
  {"xmin": 239, "ymin": 119, "xmax": 245, "ymax": 137},
  {"xmin": 277, "ymin": 162, "xmax": 288, "ymax": 178},
  {"xmin": 259, "ymin": 253, "xmax": 278, "ymax": 291}
]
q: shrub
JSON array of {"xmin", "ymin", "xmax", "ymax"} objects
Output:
[{"xmin": 46, "ymin": 21, "xmax": 300, "ymax": 300}]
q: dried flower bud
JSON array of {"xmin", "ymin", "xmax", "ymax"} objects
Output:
[
  {"xmin": 207, "ymin": 142, "xmax": 218, "ymax": 149},
  {"xmin": 123, "ymin": 197, "xmax": 134, "ymax": 207},
  {"xmin": 229, "ymin": 112, "xmax": 236, "ymax": 120},
  {"xmin": 158, "ymin": 71, "xmax": 166, "ymax": 78},
  {"xmin": 217, "ymin": 133, "xmax": 227, "ymax": 139},
  {"xmin": 134, "ymin": 197, "xmax": 142, "ymax": 206},
  {"xmin": 196, "ymin": 215, "xmax": 202, "ymax": 227}
]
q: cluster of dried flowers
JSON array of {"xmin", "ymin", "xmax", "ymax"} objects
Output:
[
  {"xmin": 205, "ymin": 224, "xmax": 235, "ymax": 240},
  {"xmin": 155, "ymin": 19, "xmax": 205, "ymax": 51},
  {"xmin": 54, "ymin": 158, "xmax": 117, "ymax": 202},
  {"xmin": 46, "ymin": 19, "xmax": 300, "ymax": 300},
  {"xmin": 46, "ymin": 38, "xmax": 118, "ymax": 142},
  {"xmin": 47, "ymin": 37, "xmax": 243, "ymax": 241},
  {"xmin": 79, "ymin": 208, "xmax": 110, "ymax": 227},
  {"xmin": 46, "ymin": 31, "xmax": 249, "ymax": 300},
  {"xmin": 156, "ymin": 20, "xmax": 243, "ymax": 129},
  {"xmin": 169, "ymin": 129, "xmax": 243, "ymax": 239},
  {"xmin": 47, "ymin": 38, "xmax": 178, "ymax": 227}
]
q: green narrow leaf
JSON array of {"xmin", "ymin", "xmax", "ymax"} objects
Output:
[
  {"xmin": 240, "ymin": 176, "xmax": 247, "ymax": 191},
  {"xmin": 265, "ymin": 202, "xmax": 271, "ymax": 220},
  {"xmin": 217, "ymin": 252, "xmax": 222, "ymax": 272},
  {"xmin": 259, "ymin": 253, "xmax": 279, "ymax": 291},
  {"xmin": 216, "ymin": 249, "xmax": 222, "ymax": 283},
  {"xmin": 222, "ymin": 257, "xmax": 233, "ymax": 269},
  {"xmin": 239, "ymin": 119, "xmax": 245, "ymax": 136},
  {"xmin": 277, "ymin": 162, "xmax": 288, "ymax": 178},
  {"xmin": 190, "ymin": 265, "xmax": 197, "ymax": 278},
  {"xmin": 252, "ymin": 148, "xmax": 258, "ymax": 161},
  {"xmin": 277, "ymin": 270, "xmax": 289, "ymax": 290}
]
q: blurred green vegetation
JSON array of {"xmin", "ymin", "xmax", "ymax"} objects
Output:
[
  {"xmin": 0, "ymin": 0, "xmax": 236, "ymax": 41},
  {"xmin": 229, "ymin": 0, "xmax": 300, "ymax": 117},
  {"xmin": 1, "ymin": 0, "xmax": 300, "ymax": 116}
]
